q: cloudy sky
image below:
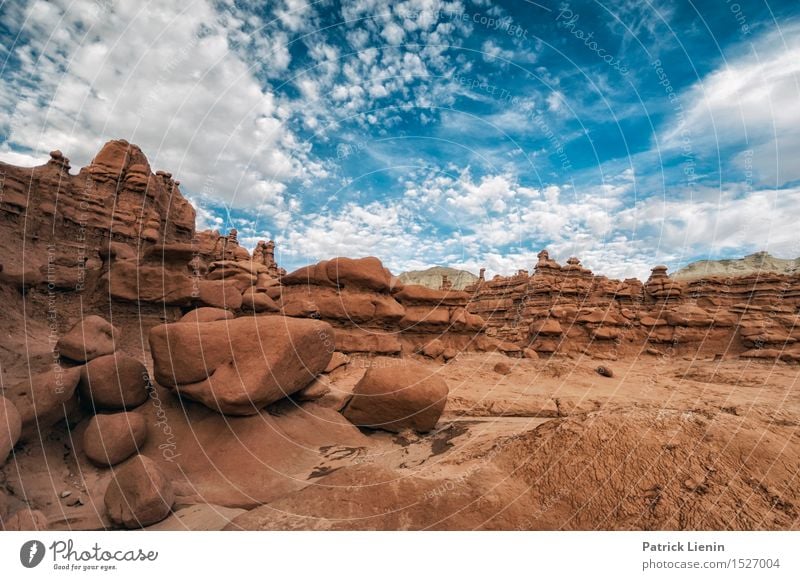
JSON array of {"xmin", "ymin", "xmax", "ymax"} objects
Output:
[{"xmin": 1, "ymin": 0, "xmax": 798, "ymax": 279}]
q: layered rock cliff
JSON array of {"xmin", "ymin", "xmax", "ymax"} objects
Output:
[{"xmin": 466, "ymin": 250, "xmax": 800, "ymax": 361}]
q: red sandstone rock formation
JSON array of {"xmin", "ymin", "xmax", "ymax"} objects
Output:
[
  {"xmin": 466, "ymin": 251, "xmax": 800, "ymax": 360},
  {"xmin": 0, "ymin": 141, "xmax": 194, "ymax": 292}
]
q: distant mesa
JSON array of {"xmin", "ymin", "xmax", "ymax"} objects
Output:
[
  {"xmin": 673, "ymin": 251, "xmax": 800, "ymax": 280},
  {"xmin": 398, "ymin": 266, "xmax": 479, "ymax": 291}
]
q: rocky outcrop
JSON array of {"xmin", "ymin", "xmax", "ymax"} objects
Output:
[
  {"xmin": 99, "ymin": 241, "xmax": 244, "ymax": 310},
  {"xmin": 0, "ymin": 142, "xmax": 194, "ymax": 294},
  {"xmin": 0, "ymin": 143, "xmax": 287, "ymax": 325},
  {"xmin": 466, "ymin": 250, "xmax": 800, "ymax": 360}
]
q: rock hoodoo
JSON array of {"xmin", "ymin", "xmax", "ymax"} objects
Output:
[{"xmin": 277, "ymin": 256, "xmax": 492, "ymax": 355}]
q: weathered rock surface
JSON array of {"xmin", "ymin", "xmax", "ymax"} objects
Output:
[
  {"xmin": 179, "ymin": 307, "xmax": 235, "ymax": 324},
  {"xmin": 149, "ymin": 316, "xmax": 334, "ymax": 415},
  {"xmin": 1, "ymin": 508, "xmax": 49, "ymax": 531},
  {"xmin": 0, "ymin": 140, "xmax": 194, "ymax": 255},
  {"xmin": 278, "ymin": 256, "xmax": 491, "ymax": 356},
  {"xmin": 241, "ymin": 288, "xmax": 280, "ymax": 312},
  {"xmin": 145, "ymin": 504, "xmax": 246, "ymax": 531},
  {"xmin": 226, "ymin": 464, "xmax": 536, "ymax": 531},
  {"xmin": 6, "ymin": 367, "xmax": 82, "ymax": 438},
  {"xmin": 466, "ymin": 250, "xmax": 800, "ymax": 360},
  {"xmin": 324, "ymin": 352, "xmax": 350, "ymax": 373},
  {"xmin": 134, "ymin": 392, "xmax": 370, "ymax": 508}
]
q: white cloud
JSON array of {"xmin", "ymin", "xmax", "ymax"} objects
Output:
[
  {"xmin": 0, "ymin": 0, "xmax": 311, "ymax": 210},
  {"xmin": 481, "ymin": 39, "xmax": 515, "ymax": 62},
  {"xmin": 659, "ymin": 24, "xmax": 800, "ymax": 186}
]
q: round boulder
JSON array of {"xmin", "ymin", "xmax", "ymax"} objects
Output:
[
  {"xmin": 0, "ymin": 396, "xmax": 22, "ymax": 466},
  {"xmin": 104, "ymin": 455, "xmax": 175, "ymax": 528},
  {"xmin": 596, "ymin": 366, "xmax": 614, "ymax": 378},
  {"xmin": 83, "ymin": 412, "xmax": 148, "ymax": 467},
  {"xmin": 79, "ymin": 355, "xmax": 150, "ymax": 411},
  {"xmin": 493, "ymin": 361, "xmax": 511, "ymax": 375},
  {"xmin": 56, "ymin": 315, "xmax": 118, "ymax": 362},
  {"xmin": 342, "ymin": 362, "xmax": 449, "ymax": 433}
]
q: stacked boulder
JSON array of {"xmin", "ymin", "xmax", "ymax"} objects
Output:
[
  {"xmin": 2, "ymin": 314, "xmax": 163, "ymax": 529},
  {"xmin": 4, "ymin": 316, "xmax": 125, "ymax": 442}
]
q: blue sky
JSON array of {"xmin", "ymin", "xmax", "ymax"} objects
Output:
[{"xmin": 1, "ymin": 0, "xmax": 799, "ymax": 279}]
